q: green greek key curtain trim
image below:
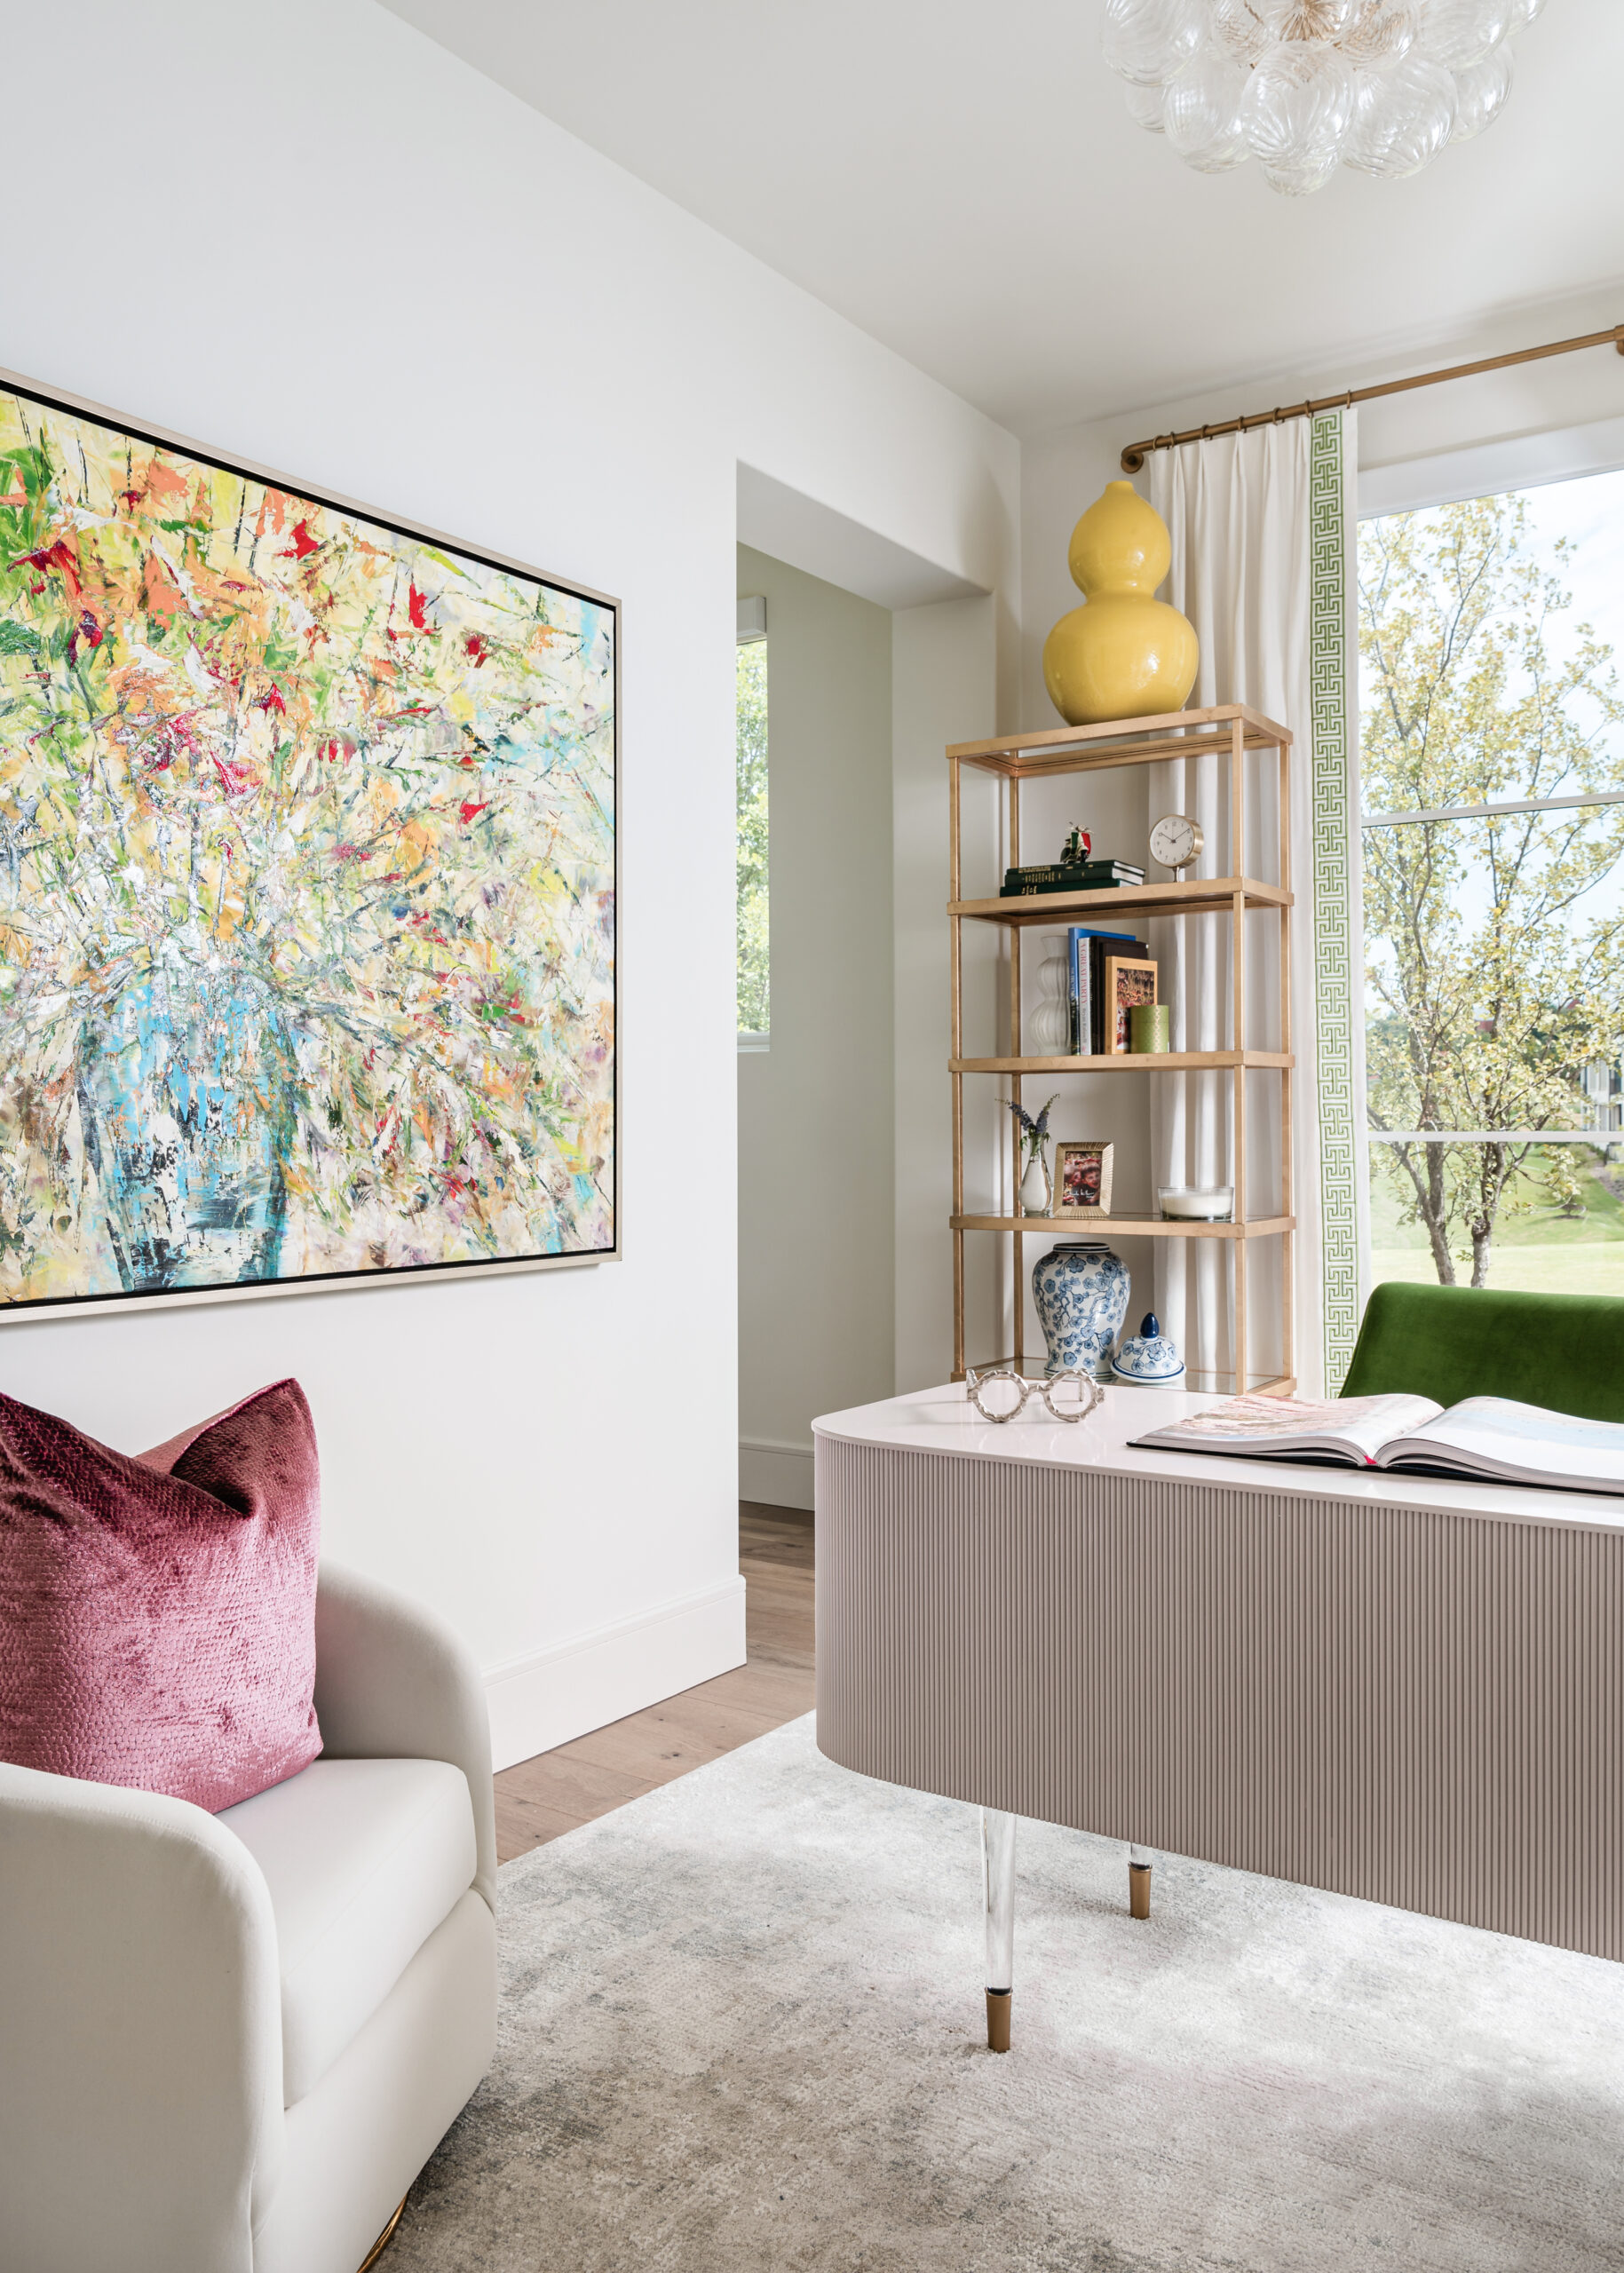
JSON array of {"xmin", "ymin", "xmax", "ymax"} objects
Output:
[{"xmin": 1310, "ymin": 412, "xmax": 1360, "ymax": 1390}]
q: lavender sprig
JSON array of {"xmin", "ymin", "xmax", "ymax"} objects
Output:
[{"xmin": 1004, "ymin": 1093, "xmax": 1058, "ymax": 1153}]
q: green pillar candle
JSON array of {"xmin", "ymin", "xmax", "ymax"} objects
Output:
[{"xmin": 1129, "ymin": 1003, "xmax": 1170, "ymax": 1054}]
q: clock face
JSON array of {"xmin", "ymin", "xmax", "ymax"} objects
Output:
[{"xmin": 1150, "ymin": 813, "xmax": 1202, "ymax": 870}]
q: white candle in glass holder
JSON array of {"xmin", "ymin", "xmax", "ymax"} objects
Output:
[{"xmin": 1158, "ymin": 1187, "xmax": 1232, "ymax": 1221}]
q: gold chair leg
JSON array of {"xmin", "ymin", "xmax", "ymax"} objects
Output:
[
  {"xmin": 986, "ymin": 1987, "xmax": 1012, "ymax": 2052},
  {"xmin": 1129, "ymin": 1859, "xmax": 1152, "ymax": 1921},
  {"xmin": 357, "ymin": 2198, "xmax": 408, "ymax": 2273}
]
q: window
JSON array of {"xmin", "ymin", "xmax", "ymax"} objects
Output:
[
  {"xmin": 1359, "ymin": 467, "xmax": 1624, "ymax": 1294},
  {"xmin": 737, "ymin": 598, "xmax": 769, "ymax": 1043}
]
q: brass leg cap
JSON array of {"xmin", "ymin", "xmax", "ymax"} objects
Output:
[
  {"xmin": 986, "ymin": 1987, "xmax": 1012, "ymax": 2053},
  {"xmin": 1129, "ymin": 1861, "xmax": 1152, "ymax": 1921}
]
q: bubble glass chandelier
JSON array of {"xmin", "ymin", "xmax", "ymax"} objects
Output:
[{"xmin": 1104, "ymin": 0, "xmax": 1547, "ymax": 195}]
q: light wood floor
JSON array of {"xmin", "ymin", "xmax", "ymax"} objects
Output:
[{"xmin": 494, "ymin": 1501, "xmax": 814, "ymax": 1865}]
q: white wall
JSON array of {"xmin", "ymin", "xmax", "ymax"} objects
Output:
[
  {"xmin": 736, "ymin": 546, "xmax": 894, "ymax": 1508},
  {"xmin": 0, "ymin": 0, "xmax": 1019, "ymax": 1769}
]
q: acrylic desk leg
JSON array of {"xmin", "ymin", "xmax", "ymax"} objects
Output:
[
  {"xmin": 982, "ymin": 1808, "xmax": 1016, "ymax": 2051},
  {"xmin": 1129, "ymin": 1843, "xmax": 1153, "ymax": 1921}
]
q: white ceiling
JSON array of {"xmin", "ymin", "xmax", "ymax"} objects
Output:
[{"xmin": 378, "ymin": 0, "xmax": 1624, "ymax": 439}]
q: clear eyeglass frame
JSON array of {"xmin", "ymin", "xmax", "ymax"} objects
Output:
[{"xmin": 964, "ymin": 1365, "xmax": 1103, "ymax": 1425}]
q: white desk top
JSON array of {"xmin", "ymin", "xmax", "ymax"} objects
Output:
[{"xmin": 812, "ymin": 1382, "xmax": 1624, "ymax": 1536}]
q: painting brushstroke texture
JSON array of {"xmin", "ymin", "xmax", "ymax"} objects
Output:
[{"xmin": 0, "ymin": 384, "xmax": 615, "ymax": 1312}]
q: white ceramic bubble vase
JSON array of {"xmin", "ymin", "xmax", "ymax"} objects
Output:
[{"xmin": 1028, "ymin": 939, "xmax": 1072, "ymax": 1056}]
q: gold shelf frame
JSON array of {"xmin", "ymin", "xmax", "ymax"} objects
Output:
[{"xmin": 948, "ymin": 703, "xmax": 1296, "ymax": 1394}]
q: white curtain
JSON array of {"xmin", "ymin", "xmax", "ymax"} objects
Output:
[{"xmin": 1148, "ymin": 412, "xmax": 1367, "ymax": 1398}]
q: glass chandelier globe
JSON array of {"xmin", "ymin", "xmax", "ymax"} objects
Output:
[{"xmin": 1103, "ymin": 0, "xmax": 1545, "ymax": 193}]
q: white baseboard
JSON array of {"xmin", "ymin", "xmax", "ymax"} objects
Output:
[
  {"xmin": 739, "ymin": 1436, "xmax": 815, "ymax": 1511},
  {"xmin": 484, "ymin": 1575, "xmax": 747, "ymax": 1772}
]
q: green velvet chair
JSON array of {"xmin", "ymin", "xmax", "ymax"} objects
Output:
[{"xmin": 1341, "ymin": 1281, "xmax": 1624, "ymax": 1423}]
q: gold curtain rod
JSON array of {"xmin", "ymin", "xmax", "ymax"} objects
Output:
[{"xmin": 1118, "ymin": 323, "xmax": 1624, "ymax": 474}]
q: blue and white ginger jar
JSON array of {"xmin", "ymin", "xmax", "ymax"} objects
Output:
[{"xmin": 1031, "ymin": 1241, "xmax": 1130, "ymax": 1382}]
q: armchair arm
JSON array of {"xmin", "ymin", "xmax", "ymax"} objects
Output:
[
  {"xmin": 0, "ymin": 1763, "xmax": 282, "ymax": 2273},
  {"xmin": 313, "ymin": 1560, "xmax": 496, "ymax": 1907}
]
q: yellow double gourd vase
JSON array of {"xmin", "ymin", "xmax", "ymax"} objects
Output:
[{"xmin": 1042, "ymin": 481, "xmax": 1199, "ymax": 726}]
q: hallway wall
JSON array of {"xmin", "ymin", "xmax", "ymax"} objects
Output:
[{"xmin": 737, "ymin": 545, "xmax": 896, "ymax": 1506}]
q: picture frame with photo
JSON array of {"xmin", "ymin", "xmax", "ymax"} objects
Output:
[
  {"xmin": 1103, "ymin": 955, "xmax": 1158, "ymax": 1055},
  {"xmin": 1056, "ymin": 1141, "xmax": 1114, "ymax": 1216}
]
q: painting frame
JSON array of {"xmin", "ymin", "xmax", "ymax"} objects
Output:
[
  {"xmin": 1056, "ymin": 1140, "xmax": 1114, "ymax": 1218},
  {"xmin": 0, "ymin": 365, "xmax": 621, "ymax": 1325},
  {"xmin": 1102, "ymin": 955, "xmax": 1157, "ymax": 1057}
]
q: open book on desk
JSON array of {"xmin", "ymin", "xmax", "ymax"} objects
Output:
[{"xmin": 1130, "ymin": 1391, "xmax": 1624, "ymax": 1496}]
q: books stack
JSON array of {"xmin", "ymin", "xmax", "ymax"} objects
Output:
[
  {"xmin": 1001, "ymin": 858, "xmax": 1145, "ymax": 897},
  {"xmin": 1067, "ymin": 926, "xmax": 1153, "ymax": 1056}
]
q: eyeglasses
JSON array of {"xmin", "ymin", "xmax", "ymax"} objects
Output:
[{"xmin": 964, "ymin": 1366, "xmax": 1102, "ymax": 1425}]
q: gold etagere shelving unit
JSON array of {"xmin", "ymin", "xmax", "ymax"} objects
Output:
[{"xmin": 949, "ymin": 702, "xmax": 1297, "ymax": 1395}]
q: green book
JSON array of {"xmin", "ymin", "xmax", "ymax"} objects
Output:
[{"xmin": 1001, "ymin": 866, "xmax": 1143, "ymax": 897}]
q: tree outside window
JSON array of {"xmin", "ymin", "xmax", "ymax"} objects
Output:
[
  {"xmin": 736, "ymin": 634, "xmax": 769, "ymax": 1038},
  {"xmin": 1359, "ymin": 471, "xmax": 1624, "ymax": 1293}
]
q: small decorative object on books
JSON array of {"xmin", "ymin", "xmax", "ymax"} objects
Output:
[
  {"xmin": 1104, "ymin": 955, "xmax": 1158, "ymax": 1054},
  {"xmin": 1159, "ymin": 1185, "xmax": 1233, "ymax": 1221},
  {"xmin": 1031, "ymin": 1240, "xmax": 1129, "ymax": 1382},
  {"xmin": 1005, "ymin": 1093, "xmax": 1058, "ymax": 1216},
  {"xmin": 1129, "ymin": 1393, "xmax": 1624, "ymax": 1498},
  {"xmin": 1056, "ymin": 1141, "xmax": 1113, "ymax": 1216},
  {"xmin": 1002, "ymin": 823, "xmax": 1145, "ymax": 898},
  {"xmin": 1112, "ymin": 1311, "xmax": 1185, "ymax": 1386},
  {"xmin": 1149, "ymin": 813, "xmax": 1204, "ymax": 873},
  {"xmin": 1041, "ymin": 482, "xmax": 1199, "ymax": 726}
]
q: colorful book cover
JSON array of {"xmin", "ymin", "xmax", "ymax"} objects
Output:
[{"xmin": 1067, "ymin": 927, "xmax": 1141, "ymax": 1055}]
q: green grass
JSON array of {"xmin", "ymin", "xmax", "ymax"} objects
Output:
[
  {"xmin": 1369, "ymin": 1146, "xmax": 1624, "ymax": 1251},
  {"xmin": 1372, "ymin": 1244, "xmax": 1624, "ymax": 1296},
  {"xmin": 1369, "ymin": 1144, "xmax": 1624, "ymax": 1294}
]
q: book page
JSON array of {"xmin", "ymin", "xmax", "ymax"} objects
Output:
[
  {"xmin": 1382, "ymin": 1398, "xmax": 1624, "ymax": 1490},
  {"xmin": 1137, "ymin": 1392, "xmax": 1442, "ymax": 1461}
]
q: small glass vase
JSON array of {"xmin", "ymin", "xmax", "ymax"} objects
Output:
[{"xmin": 1018, "ymin": 1151, "xmax": 1052, "ymax": 1217}]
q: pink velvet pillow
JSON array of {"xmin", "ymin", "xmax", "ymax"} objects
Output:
[{"xmin": 0, "ymin": 1378, "xmax": 322, "ymax": 1810}]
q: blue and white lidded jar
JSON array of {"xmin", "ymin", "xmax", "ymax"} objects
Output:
[
  {"xmin": 1031, "ymin": 1241, "xmax": 1130, "ymax": 1382},
  {"xmin": 1111, "ymin": 1311, "xmax": 1186, "ymax": 1386}
]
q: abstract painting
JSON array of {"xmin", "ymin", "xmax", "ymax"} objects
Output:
[{"xmin": 0, "ymin": 379, "xmax": 615, "ymax": 1316}]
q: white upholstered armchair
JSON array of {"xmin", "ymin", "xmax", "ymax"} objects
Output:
[{"xmin": 0, "ymin": 1563, "xmax": 497, "ymax": 2273}]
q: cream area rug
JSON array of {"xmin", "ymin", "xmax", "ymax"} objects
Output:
[{"xmin": 391, "ymin": 1715, "xmax": 1624, "ymax": 2271}]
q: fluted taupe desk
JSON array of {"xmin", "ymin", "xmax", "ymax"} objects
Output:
[{"xmin": 813, "ymin": 1382, "xmax": 1624, "ymax": 2051}]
